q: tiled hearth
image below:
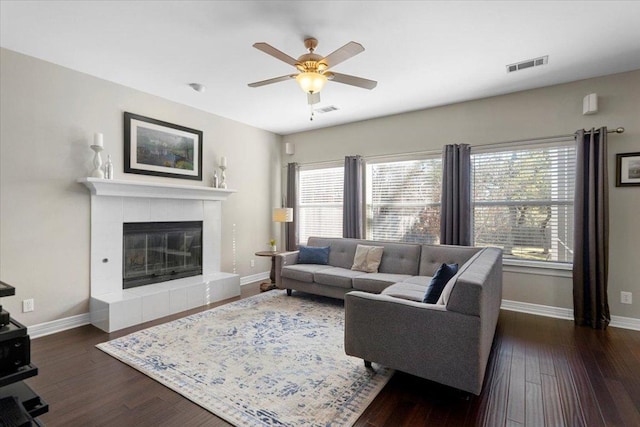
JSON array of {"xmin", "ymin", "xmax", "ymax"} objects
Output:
[{"xmin": 79, "ymin": 178, "xmax": 239, "ymax": 332}]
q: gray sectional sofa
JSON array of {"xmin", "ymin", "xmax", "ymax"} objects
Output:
[
  {"xmin": 275, "ymin": 236, "xmax": 503, "ymax": 395},
  {"xmin": 276, "ymin": 237, "xmax": 423, "ymax": 299}
]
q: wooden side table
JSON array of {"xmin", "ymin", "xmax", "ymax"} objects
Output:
[{"xmin": 255, "ymin": 250, "xmax": 282, "ymax": 291}]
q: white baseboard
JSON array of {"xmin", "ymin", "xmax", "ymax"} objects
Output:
[
  {"xmin": 610, "ymin": 315, "xmax": 640, "ymax": 331},
  {"xmin": 501, "ymin": 299, "xmax": 573, "ymax": 320},
  {"xmin": 26, "ymin": 295, "xmax": 640, "ymax": 339},
  {"xmin": 28, "ymin": 313, "xmax": 91, "ymax": 339},
  {"xmin": 29, "ymin": 273, "xmax": 266, "ymax": 338},
  {"xmin": 240, "ymin": 271, "xmax": 270, "ymax": 286},
  {"xmin": 501, "ymin": 299, "xmax": 640, "ymax": 331}
]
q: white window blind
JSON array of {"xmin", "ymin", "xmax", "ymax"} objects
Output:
[
  {"xmin": 298, "ymin": 167, "xmax": 344, "ymax": 244},
  {"xmin": 471, "ymin": 143, "xmax": 575, "ymax": 263},
  {"xmin": 366, "ymin": 158, "xmax": 442, "ymax": 244}
]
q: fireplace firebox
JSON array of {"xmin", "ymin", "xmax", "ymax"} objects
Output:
[{"xmin": 123, "ymin": 221, "xmax": 203, "ymax": 289}]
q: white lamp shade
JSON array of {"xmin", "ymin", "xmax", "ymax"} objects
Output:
[
  {"xmin": 272, "ymin": 207, "xmax": 293, "ymax": 222},
  {"xmin": 295, "ymin": 72, "xmax": 327, "ymax": 94}
]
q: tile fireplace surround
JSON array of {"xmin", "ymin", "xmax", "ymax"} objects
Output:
[{"xmin": 79, "ymin": 178, "xmax": 239, "ymax": 332}]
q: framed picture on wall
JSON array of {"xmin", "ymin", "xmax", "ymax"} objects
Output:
[
  {"xmin": 124, "ymin": 112, "xmax": 203, "ymax": 181},
  {"xmin": 616, "ymin": 152, "xmax": 640, "ymax": 187}
]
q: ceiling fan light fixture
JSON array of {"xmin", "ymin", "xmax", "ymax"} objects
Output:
[{"xmin": 296, "ymin": 72, "xmax": 327, "ymax": 94}]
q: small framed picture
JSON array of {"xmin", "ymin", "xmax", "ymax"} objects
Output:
[
  {"xmin": 124, "ymin": 112, "xmax": 203, "ymax": 181},
  {"xmin": 616, "ymin": 152, "xmax": 640, "ymax": 187}
]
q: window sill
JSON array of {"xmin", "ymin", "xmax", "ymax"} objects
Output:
[{"xmin": 502, "ymin": 259, "xmax": 573, "ymax": 278}]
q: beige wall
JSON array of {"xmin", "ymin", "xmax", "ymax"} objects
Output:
[
  {"xmin": 0, "ymin": 48, "xmax": 282, "ymax": 326},
  {"xmin": 283, "ymin": 70, "xmax": 640, "ymax": 320}
]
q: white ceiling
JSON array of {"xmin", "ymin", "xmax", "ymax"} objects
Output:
[{"xmin": 2, "ymin": 1, "xmax": 640, "ymax": 135}]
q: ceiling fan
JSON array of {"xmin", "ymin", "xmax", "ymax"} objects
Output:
[{"xmin": 248, "ymin": 38, "xmax": 377, "ymax": 106}]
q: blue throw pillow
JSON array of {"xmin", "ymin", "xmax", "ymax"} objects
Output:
[
  {"xmin": 298, "ymin": 246, "xmax": 330, "ymax": 265},
  {"xmin": 423, "ymin": 263, "xmax": 458, "ymax": 304}
]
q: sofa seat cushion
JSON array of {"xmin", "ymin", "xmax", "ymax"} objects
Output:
[
  {"xmin": 400, "ymin": 275, "xmax": 433, "ymax": 287},
  {"xmin": 352, "ymin": 273, "xmax": 412, "ymax": 294},
  {"xmin": 281, "ymin": 264, "xmax": 332, "ymax": 283},
  {"xmin": 381, "ymin": 282, "xmax": 427, "ymax": 302},
  {"xmin": 313, "ymin": 267, "xmax": 365, "ymax": 289}
]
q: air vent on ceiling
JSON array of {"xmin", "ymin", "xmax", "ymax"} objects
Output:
[
  {"xmin": 506, "ymin": 55, "xmax": 548, "ymax": 73},
  {"xmin": 314, "ymin": 105, "xmax": 339, "ymax": 114}
]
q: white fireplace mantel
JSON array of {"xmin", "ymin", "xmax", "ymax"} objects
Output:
[
  {"xmin": 78, "ymin": 177, "xmax": 236, "ymax": 200},
  {"xmin": 78, "ymin": 176, "xmax": 240, "ymax": 332}
]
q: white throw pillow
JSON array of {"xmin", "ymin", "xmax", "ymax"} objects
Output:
[{"xmin": 351, "ymin": 244, "xmax": 384, "ymax": 273}]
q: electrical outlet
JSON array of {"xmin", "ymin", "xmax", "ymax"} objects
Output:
[
  {"xmin": 250, "ymin": 259, "xmax": 255, "ymax": 268},
  {"xmin": 621, "ymin": 291, "xmax": 632, "ymax": 305},
  {"xmin": 23, "ymin": 298, "xmax": 34, "ymax": 313}
]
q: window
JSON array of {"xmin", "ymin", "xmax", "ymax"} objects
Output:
[
  {"xmin": 366, "ymin": 158, "xmax": 442, "ymax": 244},
  {"xmin": 298, "ymin": 166, "xmax": 344, "ymax": 244},
  {"xmin": 471, "ymin": 142, "xmax": 575, "ymax": 263}
]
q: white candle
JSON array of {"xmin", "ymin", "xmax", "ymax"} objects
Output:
[
  {"xmin": 94, "ymin": 133, "xmax": 104, "ymax": 147},
  {"xmin": 220, "ymin": 156, "xmax": 227, "ymax": 167}
]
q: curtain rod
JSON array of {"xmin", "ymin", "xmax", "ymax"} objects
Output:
[
  {"xmin": 474, "ymin": 126, "xmax": 625, "ymax": 149},
  {"xmin": 287, "ymin": 126, "xmax": 625, "ymax": 168},
  {"xmin": 287, "ymin": 149, "xmax": 444, "ymax": 169}
]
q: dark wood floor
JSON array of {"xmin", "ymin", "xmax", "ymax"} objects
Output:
[{"xmin": 26, "ymin": 283, "xmax": 640, "ymax": 426}]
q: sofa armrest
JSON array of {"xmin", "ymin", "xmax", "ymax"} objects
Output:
[
  {"xmin": 447, "ymin": 247, "xmax": 503, "ymax": 317},
  {"xmin": 344, "ymin": 290, "xmax": 484, "ymax": 394},
  {"xmin": 275, "ymin": 251, "xmax": 299, "ymax": 288},
  {"xmin": 345, "ymin": 291, "xmax": 475, "ymax": 354}
]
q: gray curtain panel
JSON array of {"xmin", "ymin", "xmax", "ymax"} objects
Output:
[
  {"xmin": 286, "ymin": 163, "xmax": 299, "ymax": 251},
  {"xmin": 440, "ymin": 144, "xmax": 471, "ymax": 245},
  {"xmin": 343, "ymin": 155, "xmax": 364, "ymax": 239},
  {"xmin": 573, "ymin": 128, "xmax": 610, "ymax": 329}
]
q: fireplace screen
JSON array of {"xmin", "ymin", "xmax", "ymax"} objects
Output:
[{"xmin": 123, "ymin": 221, "xmax": 203, "ymax": 289}]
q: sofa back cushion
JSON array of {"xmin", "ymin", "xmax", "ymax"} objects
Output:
[
  {"xmin": 307, "ymin": 237, "xmax": 357, "ymax": 269},
  {"xmin": 378, "ymin": 241, "xmax": 421, "ymax": 275},
  {"xmin": 443, "ymin": 247, "xmax": 503, "ymax": 317},
  {"xmin": 436, "ymin": 249, "xmax": 484, "ymax": 306},
  {"xmin": 306, "ymin": 237, "xmax": 421, "ymax": 275},
  {"xmin": 418, "ymin": 244, "xmax": 482, "ymax": 276}
]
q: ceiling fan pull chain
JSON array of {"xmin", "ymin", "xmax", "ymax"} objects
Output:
[{"xmin": 309, "ymin": 104, "xmax": 315, "ymax": 121}]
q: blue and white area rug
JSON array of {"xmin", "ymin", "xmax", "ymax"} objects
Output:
[{"xmin": 97, "ymin": 290, "xmax": 393, "ymax": 426}]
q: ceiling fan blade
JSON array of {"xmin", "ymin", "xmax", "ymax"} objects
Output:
[
  {"xmin": 328, "ymin": 72, "xmax": 377, "ymax": 90},
  {"xmin": 321, "ymin": 41, "xmax": 364, "ymax": 69},
  {"xmin": 248, "ymin": 75, "xmax": 295, "ymax": 88},
  {"xmin": 252, "ymin": 42, "xmax": 299, "ymax": 66}
]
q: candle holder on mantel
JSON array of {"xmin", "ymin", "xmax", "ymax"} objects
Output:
[
  {"xmin": 90, "ymin": 145, "xmax": 105, "ymax": 178},
  {"xmin": 219, "ymin": 165, "xmax": 227, "ymax": 189}
]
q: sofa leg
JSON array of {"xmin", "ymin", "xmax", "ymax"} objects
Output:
[
  {"xmin": 286, "ymin": 289, "xmax": 292, "ymax": 296},
  {"xmin": 364, "ymin": 360, "xmax": 372, "ymax": 368}
]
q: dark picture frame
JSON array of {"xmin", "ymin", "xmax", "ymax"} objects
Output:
[
  {"xmin": 616, "ymin": 152, "xmax": 640, "ymax": 187},
  {"xmin": 124, "ymin": 112, "xmax": 203, "ymax": 181}
]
